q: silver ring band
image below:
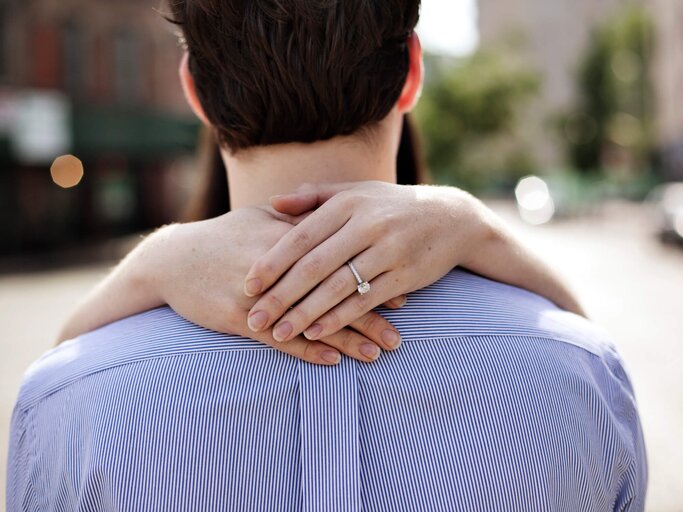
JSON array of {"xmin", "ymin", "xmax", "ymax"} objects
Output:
[{"xmin": 347, "ymin": 261, "xmax": 371, "ymax": 295}]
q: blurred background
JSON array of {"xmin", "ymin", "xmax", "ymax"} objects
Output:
[{"xmin": 0, "ymin": 0, "xmax": 681, "ymax": 509}]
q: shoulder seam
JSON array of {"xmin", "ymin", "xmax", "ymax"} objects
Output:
[{"xmin": 15, "ymin": 333, "xmax": 607, "ymax": 413}]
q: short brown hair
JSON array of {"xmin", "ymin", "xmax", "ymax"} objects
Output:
[{"xmin": 168, "ymin": 0, "xmax": 420, "ymax": 151}]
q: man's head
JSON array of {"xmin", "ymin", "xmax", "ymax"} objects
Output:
[{"xmin": 169, "ymin": 0, "xmax": 422, "ymax": 152}]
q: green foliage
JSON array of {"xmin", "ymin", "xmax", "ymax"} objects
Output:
[
  {"xmin": 414, "ymin": 50, "xmax": 539, "ymax": 192},
  {"xmin": 565, "ymin": 6, "xmax": 654, "ymax": 173}
]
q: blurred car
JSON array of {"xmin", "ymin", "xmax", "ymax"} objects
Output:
[{"xmin": 646, "ymin": 182, "xmax": 683, "ymax": 243}]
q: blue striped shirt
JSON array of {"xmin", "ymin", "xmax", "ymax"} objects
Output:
[{"xmin": 7, "ymin": 270, "xmax": 647, "ymax": 511}]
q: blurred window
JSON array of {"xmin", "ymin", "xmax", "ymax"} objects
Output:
[
  {"xmin": 113, "ymin": 29, "xmax": 144, "ymax": 104},
  {"xmin": 63, "ymin": 22, "xmax": 87, "ymax": 98},
  {"xmin": 91, "ymin": 34, "xmax": 113, "ymax": 102},
  {"xmin": 31, "ymin": 24, "xmax": 62, "ymax": 88},
  {"xmin": 95, "ymin": 168, "xmax": 136, "ymax": 226},
  {"xmin": 0, "ymin": 3, "xmax": 7, "ymax": 79}
]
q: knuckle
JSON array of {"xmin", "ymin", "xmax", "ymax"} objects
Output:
[
  {"xmin": 300, "ymin": 254, "xmax": 323, "ymax": 279},
  {"xmin": 366, "ymin": 223, "xmax": 383, "ymax": 240},
  {"xmin": 301, "ymin": 342, "xmax": 316, "ymax": 363},
  {"xmin": 264, "ymin": 292, "xmax": 287, "ymax": 314},
  {"xmin": 287, "ymin": 306, "xmax": 310, "ymax": 329},
  {"xmin": 328, "ymin": 273, "xmax": 351, "ymax": 296},
  {"xmin": 289, "ymin": 228, "xmax": 312, "ymax": 251},
  {"xmin": 360, "ymin": 312, "xmax": 381, "ymax": 334},
  {"xmin": 353, "ymin": 293, "xmax": 371, "ymax": 314},
  {"xmin": 363, "ymin": 217, "xmax": 387, "ymax": 240},
  {"xmin": 252, "ymin": 258, "xmax": 275, "ymax": 279},
  {"xmin": 336, "ymin": 329, "xmax": 354, "ymax": 351},
  {"xmin": 323, "ymin": 310, "xmax": 342, "ymax": 332},
  {"xmin": 375, "ymin": 213, "xmax": 397, "ymax": 236},
  {"xmin": 335, "ymin": 190, "xmax": 356, "ymax": 208}
]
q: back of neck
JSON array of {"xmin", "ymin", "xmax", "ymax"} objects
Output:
[{"xmin": 222, "ymin": 119, "xmax": 401, "ymax": 209}]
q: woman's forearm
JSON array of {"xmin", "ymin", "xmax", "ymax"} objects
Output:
[
  {"xmin": 55, "ymin": 227, "xmax": 173, "ymax": 344},
  {"xmin": 461, "ymin": 197, "xmax": 586, "ymax": 317}
]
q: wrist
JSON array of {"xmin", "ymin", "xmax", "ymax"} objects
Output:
[
  {"xmin": 472, "ymin": 209, "xmax": 509, "ymax": 271},
  {"xmin": 437, "ymin": 187, "xmax": 499, "ymax": 269},
  {"xmin": 130, "ymin": 224, "xmax": 180, "ymax": 306}
]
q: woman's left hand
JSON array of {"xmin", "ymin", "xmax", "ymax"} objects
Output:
[{"xmin": 243, "ymin": 181, "xmax": 489, "ymax": 343}]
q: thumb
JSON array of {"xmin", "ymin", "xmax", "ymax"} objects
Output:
[
  {"xmin": 269, "ymin": 191, "xmax": 320, "ymax": 217},
  {"xmin": 270, "ymin": 182, "xmax": 358, "ymax": 216}
]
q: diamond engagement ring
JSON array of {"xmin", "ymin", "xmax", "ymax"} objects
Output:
[{"xmin": 347, "ymin": 261, "xmax": 371, "ymax": 295}]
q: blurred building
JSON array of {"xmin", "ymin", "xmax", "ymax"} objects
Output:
[
  {"xmin": 0, "ymin": 0, "xmax": 200, "ymax": 254},
  {"xmin": 652, "ymin": 0, "xmax": 683, "ymax": 181},
  {"xmin": 478, "ymin": 0, "xmax": 683, "ymax": 181},
  {"xmin": 478, "ymin": 0, "xmax": 626, "ymax": 168}
]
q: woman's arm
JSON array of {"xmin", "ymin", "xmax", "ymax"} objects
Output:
[
  {"xmin": 56, "ymin": 208, "xmax": 402, "ymax": 366},
  {"xmin": 58, "ymin": 181, "xmax": 583, "ymax": 364},
  {"xmin": 241, "ymin": 181, "xmax": 585, "ymax": 344},
  {"xmin": 458, "ymin": 195, "xmax": 585, "ymax": 317},
  {"xmin": 56, "ymin": 227, "xmax": 171, "ymax": 343}
]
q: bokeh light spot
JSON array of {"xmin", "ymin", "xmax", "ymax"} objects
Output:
[
  {"xmin": 50, "ymin": 154, "xmax": 84, "ymax": 189},
  {"xmin": 611, "ymin": 50, "xmax": 641, "ymax": 83},
  {"xmin": 674, "ymin": 210, "xmax": 683, "ymax": 239},
  {"xmin": 515, "ymin": 176, "xmax": 556, "ymax": 225},
  {"xmin": 609, "ymin": 112, "xmax": 642, "ymax": 148}
]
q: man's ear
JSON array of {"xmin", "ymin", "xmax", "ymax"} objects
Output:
[
  {"xmin": 179, "ymin": 52, "xmax": 210, "ymax": 126},
  {"xmin": 396, "ymin": 32, "xmax": 424, "ymax": 113}
]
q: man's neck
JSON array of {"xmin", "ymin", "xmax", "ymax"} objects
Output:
[{"xmin": 222, "ymin": 116, "xmax": 401, "ymax": 209}]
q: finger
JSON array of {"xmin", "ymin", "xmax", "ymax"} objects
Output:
[
  {"xmin": 347, "ymin": 312, "xmax": 402, "ymax": 351},
  {"xmin": 286, "ymin": 210, "xmax": 316, "ymax": 226},
  {"xmin": 244, "ymin": 202, "xmax": 352, "ymax": 297},
  {"xmin": 307, "ymin": 272, "xmax": 406, "ymax": 344},
  {"xmin": 263, "ymin": 206, "xmax": 308, "ymax": 225},
  {"xmin": 319, "ymin": 328, "xmax": 383, "ymax": 363},
  {"xmin": 266, "ymin": 208, "xmax": 316, "ymax": 227},
  {"xmin": 270, "ymin": 182, "xmax": 357, "ymax": 215},
  {"xmin": 251, "ymin": 330, "xmax": 342, "ymax": 366},
  {"xmin": 267, "ymin": 246, "xmax": 385, "ymax": 342},
  {"xmin": 269, "ymin": 192, "xmax": 320, "ymax": 217},
  {"xmin": 247, "ymin": 225, "xmax": 373, "ymax": 338},
  {"xmin": 383, "ymin": 295, "xmax": 408, "ymax": 309},
  {"xmin": 250, "ymin": 318, "xmax": 381, "ymax": 365},
  {"xmin": 305, "ymin": 310, "xmax": 402, "ymax": 352}
]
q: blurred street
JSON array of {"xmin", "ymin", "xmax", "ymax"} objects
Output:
[{"xmin": 1, "ymin": 200, "xmax": 682, "ymax": 511}]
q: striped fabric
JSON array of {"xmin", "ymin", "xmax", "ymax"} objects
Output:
[{"xmin": 7, "ymin": 269, "xmax": 647, "ymax": 511}]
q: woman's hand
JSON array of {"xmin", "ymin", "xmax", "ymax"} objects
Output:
[
  {"xmin": 58, "ymin": 207, "xmax": 404, "ymax": 365},
  {"xmin": 242, "ymin": 182, "xmax": 481, "ymax": 342},
  {"xmin": 243, "ymin": 181, "xmax": 584, "ymax": 343}
]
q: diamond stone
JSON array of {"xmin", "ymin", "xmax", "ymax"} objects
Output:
[{"xmin": 357, "ymin": 282, "xmax": 371, "ymax": 295}]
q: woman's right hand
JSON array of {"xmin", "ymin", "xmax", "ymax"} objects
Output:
[{"xmin": 59, "ymin": 206, "xmax": 403, "ymax": 366}]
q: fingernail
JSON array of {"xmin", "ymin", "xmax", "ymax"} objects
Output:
[
  {"xmin": 244, "ymin": 278, "xmax": 262, "ymax": 296},
  {"xmin": 321, "ymin": 350, "xmax": 341, "ymax": 365},
  {"xmin": 360, "ymin": 343, "xmax": 381, "ymax": 360},
  {"xmin": 395, "ymin": 296, "xmax": 408, "ymax": 308},
  {"xmin": 247, "ymin": 311, "xmax": 268, "ymax": 332},
  {"xmin": 304, "ymin": 323, "xmax": 322, "ymax": 340},
  {"xmin": 382, "ymin": 330, "xmax": 401, "ymax": 349},
  {"xmin": 273, "ymin": 321, "xmax": 293, "ymax": 342}
]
